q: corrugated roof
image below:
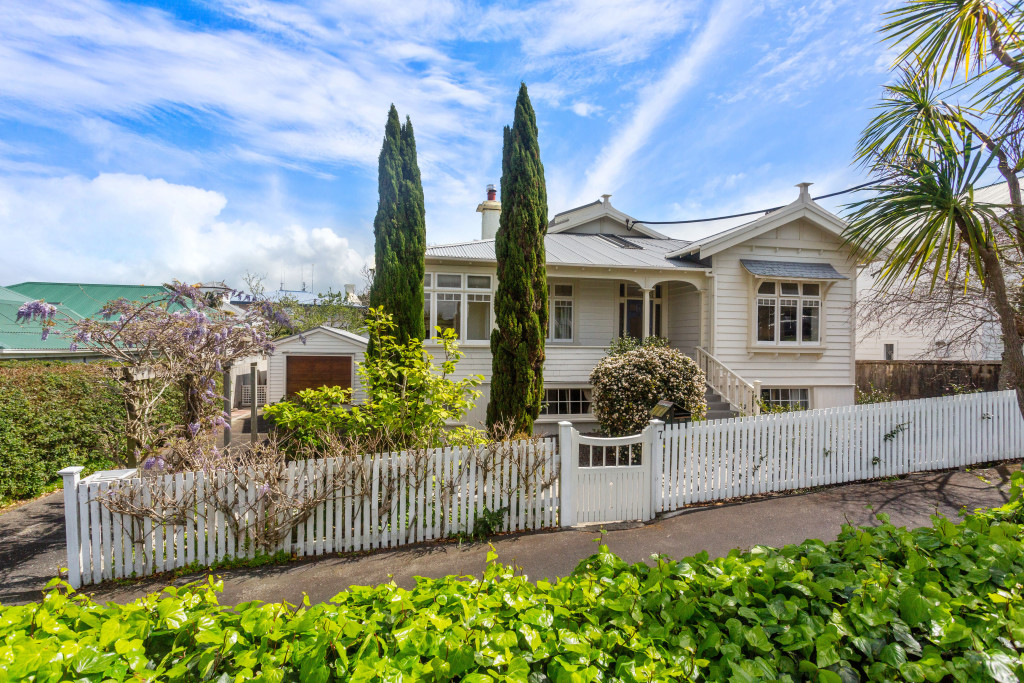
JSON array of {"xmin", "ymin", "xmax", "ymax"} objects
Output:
[
  {"xmin": 428, "ymin": 234, "xmax": 702, "ymax": 269},
  {"xmin": 6, "ymin": 282, "xmax": 170, "ymax": 319},
  {"xmin": 741, "ymin": 260, "xmax": 849, "ymax": 280}
]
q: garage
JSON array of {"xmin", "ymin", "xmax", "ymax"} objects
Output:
[
  {"xmin": 266, "ymin": 326, "xmax": 369, "ymax": 405},
  {"xmin": 286, "ymin": 355, "xmax": 352, "ymax": 397}
]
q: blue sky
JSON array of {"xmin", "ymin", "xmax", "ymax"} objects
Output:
[{"xmin": 0, "ymin": 0, "xmax": 901, "ymax": 292}]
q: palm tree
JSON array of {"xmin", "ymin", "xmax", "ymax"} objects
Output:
[{"xmin": 846, "ymin": 0, "xmax": 1024, "ymax": 415}]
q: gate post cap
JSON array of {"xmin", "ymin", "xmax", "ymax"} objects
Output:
[{"xmin": 58, "ymin": 466, "xmax": 85, "ymax": 477}]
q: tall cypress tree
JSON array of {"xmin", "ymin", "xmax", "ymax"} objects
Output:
[
  {"xmin": 368, "ymin": 105, "xmax": 426, "ymax": 356},
  {"xmin": 487, "ymin": 83, "xmax": 548, "ymax": 434}
]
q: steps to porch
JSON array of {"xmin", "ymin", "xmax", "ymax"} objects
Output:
[{"xmin": 704, "ymin": 386, "xmax": 738, "ymax": 421}]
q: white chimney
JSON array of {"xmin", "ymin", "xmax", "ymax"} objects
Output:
[
  {"xmin": 476, "ymin": 183, "xmax": 501, "ymax": 240},
  {"xmin": 344, "ymin": 284, "xmax": 356, "ymax": 302},
  {"xmin": 796, "ymin": 182, "xmax": 813, "ymax": 203}
]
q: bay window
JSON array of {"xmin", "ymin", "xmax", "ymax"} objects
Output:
[{"xmin": 756, "ymin": 281, "xmax": 821, "ymax": 345}]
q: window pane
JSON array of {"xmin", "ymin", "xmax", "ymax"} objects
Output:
[
  {"xmin": 625, "ymin": 283, "xmax": 642, "ymax": 298},
  {"xmin": 626, "ymin": 300, "xmax": 643, "ymax": 338},
  {"xmin": 781, "ymin": 282, "xmax": 799, "ymax": 295},
  {"xmin": 757, "ymin": 299, "xmax": 775, "ymax": 342},
  {"xmin": 424, "ymin": 274, "xmax": 432, "ymax": 288},
  {"xmin": 618, "ymin": 302, "xmax": 625, "ymax": 336},
  {"xmin": 436, "ymin": 293, "xmax": 461, "ymax": 336},
  {"xmin": 539, "ymin": 387, "xmax": 591, "ymax": 417},
  {"xmin": 424, "ymin": 294, "xmax": 432, "ymax": 339},
  {"xmin": 779, "ymin": 299, "xmax": 798, "ymax": 342},
  {"xmin": 654, "ymin": 285, "xmax": 662, "ymax": 298},
  {"xmin": 553, "ymin": 283, "xmax": 573, "ymax": 297},
  {"xmin": 467, "ymin": 275, "xmax": 491, "ymax": 289},
  {"xmin": 757, "ymin": 281, "xmax": 776, "ymax": 295},
  {"xmin": 884, "ymin": 343, "xmax": 895, "ymax": 361},
  {"xmin": 553, "ymin": 299, "xmax": 573, "ymax": 340},
  {"xmin": 802, "ymin": 301, "xmax": 820, "ymax": 342},
  {"xmin": 436, "ymin": 274, "xmax": 461, "ymax": 288},
  {"xmin": 467, "ymin": 295, "xmax": 490, "ymax": 340},
  {"xmin": 802, "ymin": 283, "xmax": 820, "ymax": 296},
  {"xmin": 761, "ymin": 387, "xmax": 809, "ymax": 411}
]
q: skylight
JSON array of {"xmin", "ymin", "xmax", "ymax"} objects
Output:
[{"xmin": 598, "ymin": 234, "xmax": 641, "ymax": 249}]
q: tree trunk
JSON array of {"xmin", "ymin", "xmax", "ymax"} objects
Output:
[{"xmin": 977, "ymin": 243, "xmax": 1024, "ymax": 417}]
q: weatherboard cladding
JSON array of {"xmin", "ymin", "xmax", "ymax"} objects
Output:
[
  {"xmin": 740, "ymin": 259, "xmax": 849, "ymax": 280},
  {"xmin": 426, "ymin": 234, "xmax": 701, "ymax": 269}
]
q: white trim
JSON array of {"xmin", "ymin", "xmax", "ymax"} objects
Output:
[
  {"xmin": 666, "ymin": 200, "xmax": 848, "ymax": 259},
  {"xmin": 275, "ymin": 325, "xmax": 368, "ymax": 348}
]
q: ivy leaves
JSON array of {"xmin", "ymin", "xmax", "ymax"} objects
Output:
[{"xmin": 5, "ymin": 497, "xmax": 1024, "ymax": 681}]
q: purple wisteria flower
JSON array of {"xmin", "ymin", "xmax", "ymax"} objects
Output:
[
  {"xmin": 143, "ymin": 457, "xmax": 165, "ymax": 471},
  {"xmin": 187, "ymin": 422, "xmax": 201, "ymax": 437},
  {"xmin": 16, "ymin": 300, "xmax": 57, "ymax": 323}
]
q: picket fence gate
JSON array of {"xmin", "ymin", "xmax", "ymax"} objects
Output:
[
  {"xmin": 59, "ymin": 439, "xmax": 559, "ymax": 589},
  {"xmin": 59, "ymin": 390, "xmax": 1024, "ymax": 588}
]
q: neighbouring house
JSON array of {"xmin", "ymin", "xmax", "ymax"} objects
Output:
[
  {"xmin": 267, "ymin": 182, "xmax": 860, "ymax": 433},
  {"xmin": 0, "ymin": 281, "xmax": 264, "ymax": 408},
  {"xmin": 855, "ymin": 180, "xmax": 1011, "ymax": 363}
]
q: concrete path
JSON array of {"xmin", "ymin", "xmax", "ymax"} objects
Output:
[{"xmin": 1, "ymin": 464, "xmax": 1018, "ymax": 606}]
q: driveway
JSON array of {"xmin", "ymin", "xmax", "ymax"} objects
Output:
[{"xmin": 1, "ymin": 464, "xmax": 1018, "ymax": 606}]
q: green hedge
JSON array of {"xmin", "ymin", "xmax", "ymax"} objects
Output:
[
  {"xmin": 0, "ymin": 361, "xmax": 125, "ymax": 504},
  {"xmin": 4, "ymin": 490, "xmax": 1024, "ymax": 681}
]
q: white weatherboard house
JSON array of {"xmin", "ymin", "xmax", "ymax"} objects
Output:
[{"xmin": 268, "ymin": 182, "xmax": 859, "ymax": 432}]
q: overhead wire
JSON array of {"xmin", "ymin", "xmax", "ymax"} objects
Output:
[{"xmin": 626, "ymin": 178, "xmax": 889, "ymax": 227}]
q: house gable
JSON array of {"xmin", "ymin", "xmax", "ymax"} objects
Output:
[
  {"xmin": 548, "ymin": 196, "xmax": 668, "ymax": 239},
  {"xmin": 667, "ymin": 191, "xmax": 850, "ymax": 260}
]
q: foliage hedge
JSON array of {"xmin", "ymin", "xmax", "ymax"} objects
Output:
[
  {"xmin": 0, "ymin": 361, "xmax": 124, "ymax": 504},
  {"xmin": 6, "ymin": 486, "xmax": 1024, "ymax": 682},
  {"xmin": 0, "ymin": 361, "xmax": 182, "ymax": 505}
]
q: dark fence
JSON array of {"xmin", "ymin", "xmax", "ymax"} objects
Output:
[{"xmin": 856, "ymin": 360, "xmax": 1001, "ymax": 400}]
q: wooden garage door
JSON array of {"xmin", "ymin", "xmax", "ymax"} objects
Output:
[{"xmin": 286, "ymin": 355, "xmax": 352, "ymax": 397}]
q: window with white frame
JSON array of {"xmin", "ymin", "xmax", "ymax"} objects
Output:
[
  {"xmin": 761, "ymin": 388, "xmax": 809, "ymax": 411},
  {"xmin": 539, "ymin": 387, "xmax": 591, "ymax": 415},
  {"xmin": 549, "ymin": 283, "xmax": 573, "ymax": 341},
  {"xmin": 424, "ymin": 273, "xmax": 492, "ymax": 341},
  {"xmin": 756, "ymin": 281, "xmax": 821, "ymax": 345}
]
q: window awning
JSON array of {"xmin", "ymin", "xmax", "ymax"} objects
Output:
[{"xmin": 740, "ymin": 259, "xmax": 848, "ymax": 281}]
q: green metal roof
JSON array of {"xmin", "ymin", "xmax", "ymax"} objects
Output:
[
  {"xmin": 0, "ymin": 282, "xmax": 172, "ymax": 353},
  {"xmin": 6, "ymin": 282, "xmax": 170, "ymax": 319}
]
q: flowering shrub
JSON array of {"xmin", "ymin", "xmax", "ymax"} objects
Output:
[
  {"xmin": 590, "ymin": 343, "xmax": 706, "ymax": 435},
  {"xmin": 16, "ymin": 281, "xmax": 290, "ymax": 468}
]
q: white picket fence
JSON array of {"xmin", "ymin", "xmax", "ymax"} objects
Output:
[
  {"xmin": 59, "ymin": 439, "xmax": 559, "ymax": 588},
  {"xmin": 654, "ymin": 390, "xmax": 1024, "ymax": 511},
  {"xmin": 59, "ymin": 390, "xmax": 1024, "ymax": 588}
]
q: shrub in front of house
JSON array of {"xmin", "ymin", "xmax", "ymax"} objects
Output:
[
  {"xmin": 0, "ymin": 361, "xmax": 124, "ymax": 505},
  {"xmin": 590, "ymin": 340, "xmax": 706, "ymax": 435},
  {"xmin": 5, "ymin": 488, "xmax": 1024, "ymax": 681},
  {"xmin": 265, "ymin": 308, "xmax": 483, "ymax": 451}
]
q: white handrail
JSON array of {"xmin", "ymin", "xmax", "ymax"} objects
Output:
[{"xmin": 695, "ymin": 347, "xmax": 761, "ymax": 416}]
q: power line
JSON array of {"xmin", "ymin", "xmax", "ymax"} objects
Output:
[{"xmin": 628, "ymin": 178, "xmax": 887, "ymax": 227}]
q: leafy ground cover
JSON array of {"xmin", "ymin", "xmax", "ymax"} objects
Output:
[{"xmin": 4, "ymin": 484, "xmax": 1024, "ymax": 682}]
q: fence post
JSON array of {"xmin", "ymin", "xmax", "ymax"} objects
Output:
[
  {"xmin": 752, "ymin": 380, "xmax": 762, "ymax": 416},
  {"xmin": 58, "ymin": 466, "xmax": 85, "ymax": 589},
  {"xmin": 647, "ymin": 419, "xmax": 665, "ymax": 518},
  {"xmin": 249, "ymin": 362, "xmax": 258, "ymax": 444},
  {"xmin": 558, "ymin": 421, "xmax": 576, "ymax": 528}
]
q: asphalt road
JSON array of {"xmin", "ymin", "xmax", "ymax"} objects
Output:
[{"xmin": 1, "ymin": 464, "xmax": 1017, "ymax": 607}]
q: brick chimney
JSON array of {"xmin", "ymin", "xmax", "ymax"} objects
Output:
[{"xmin": 476, "ymin": 183, "xmax": 501, "ymax": 240}]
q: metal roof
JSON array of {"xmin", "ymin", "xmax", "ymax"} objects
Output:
[
  {"xmin": 6, "ymin": 282, "xmax": 170, "ymax": 319},
  {"xmin": 427, "ymin": 234, "xmax": 702, "ymax": 269},
  {"xmin": 740, "ymin": 259, "xmax": 848, "ymax": 280}
]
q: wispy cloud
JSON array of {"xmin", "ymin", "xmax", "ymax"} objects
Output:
[{"xmin": 576, "ymin": 0, "xmax": 749, "ymax": 203}]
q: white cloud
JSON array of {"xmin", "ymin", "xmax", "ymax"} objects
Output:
[
  {"xmin": 570, "ymin": 102, "xmax": 602, "ymax": 117},
  {"xmin": 0, "ymin": 173, "xmax": 372, "ymax": 290},
  {"xmin": 577, "ymin": 0, "xmax": 749, "ymax": 202}
]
